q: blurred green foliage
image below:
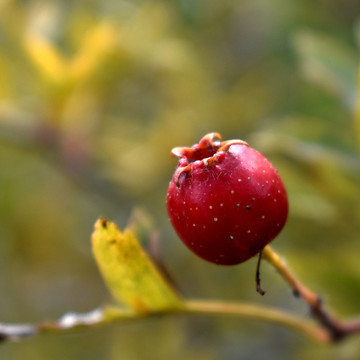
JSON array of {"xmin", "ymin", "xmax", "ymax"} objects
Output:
[{"xmin": 0, "ymin": 0, "xmax": 360, "ymax": 359}]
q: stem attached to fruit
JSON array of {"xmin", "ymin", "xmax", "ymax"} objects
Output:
[{"xmin": 255, "ymin": 251, "xmax": 266, "ymax": 296}]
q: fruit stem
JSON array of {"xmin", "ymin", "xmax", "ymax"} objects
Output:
[{"xmin": 255, "ymin": 251, "xmax": 266, "ymax": 296}]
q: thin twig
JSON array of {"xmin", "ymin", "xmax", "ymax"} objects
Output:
[
  {"xmin": 0, "ymin": 307, "xmax": 135, "ymax": 343},
  {"xmin": 0, "ymin": 300, "xmax": 330, "ymax": 344},
  {"xmin": 184, "ymin": 300, "xmax": 330, "ymax": 343},
  {"xmin": 262, "ymin": 245, "xmax": 360, "ymax": 341},
  {"xmin": 0, "ymin": 323, "xmax": 37, "ymax": 342}
]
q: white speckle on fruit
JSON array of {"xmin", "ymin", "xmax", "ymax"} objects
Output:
[
  {"xmin": 266, "ymin": 180, "xmax": 269, "ymax": 184},
  {"xmin": 203, "ymin": 159, "xmax": 208, "ymax": 166},
  {"xmin": 238, "ymin": 178, "xmax": 242, "ymax": 182},
  {"xmin": 231, "ymin": 190, "xmax": 235, "ymax": 194},
  {"xmin": 209, "ymin": 205, "xmax": 213, "ymax": 209},
  {"xmin": 272, "ymin": 179, "xmax": 275, "ymax": 183},
  {"xmin": 247, "ymin": 229, "xmax": 251, "ymax": 233},
  {"xmin": 247, "ymin": 177, "xmax": 251, "ymax": 180},
  {"xmin": 183, "ymin": 201, "xmax": 186, "ymax": 205},
  {"xmin": 190, "ymin": 208, "xmax": 193, "ymax": 211},
  {"xmin": 274, "ymin": 199, "xmax": 277, "ymax": 203},
  {"xmin": 236, "ymin": 203, "xmax": 240, "ymax": 207},
  {"xmin": 252, "ymin": 197, "xmax": 256, "ymax": 201},
  {"xmin": 193, "ymin": 224, "xmax": 196, "ymax": 227},
  {"xmin": 214, "ymin": 217, "xmax": 218, "ymax": 222},
  {"xmin": 196, "ymin": 207, "xmax": 198, "ymax": 211},
  {"xmin": 229, "ymin": 235, "xmax": 234, "ymax": 239},
  {"xmin": 220, "ymin": 203, "xmax": 224, "ymax": 207},
  {"xmin": 267, "ymin": 194, "xmax": 271, "ymax": 197},
  {"xmin": 261, "ymin": 215, "xmax": 265, "ymax": 219},
  {"xmin": 262, "ymin": 170, "xmax": 266, "ymax": 174}
]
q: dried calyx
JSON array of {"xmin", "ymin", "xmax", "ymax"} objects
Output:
[
  {"xmin": 171, "ymin": 133, "xmax": 248, "ymax": 163},
  {"xmin": 171, "ymin": 133, "xmax": 248, "ymax": 185}
]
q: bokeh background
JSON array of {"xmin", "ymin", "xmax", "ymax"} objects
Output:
[{"xmin": 0, "ymin": 0, "xmax": 360, "ymax": 359}]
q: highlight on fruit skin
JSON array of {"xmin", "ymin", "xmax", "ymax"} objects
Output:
[{"xmin": 166, "ymin": 133, "xmax": 289, "ymax": 265}]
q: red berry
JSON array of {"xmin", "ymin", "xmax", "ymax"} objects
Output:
[{"xmin": 166, "ymin": 133, "xmax": 288, "ymax": 265}]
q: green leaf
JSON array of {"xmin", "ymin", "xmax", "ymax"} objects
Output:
[{"xmin": 91, "ymin": 218, "xmax": 183, "ymax": 313}]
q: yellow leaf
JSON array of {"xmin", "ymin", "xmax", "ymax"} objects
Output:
[
  {"xmin": 91, "ymin": 218, "xmax": 183, "ymax": 313},
  {"xmin": 69, "ymin": 22, "xmax": 117, "ymax": 82},
  {"xmin": 24, "ymin": 34, "xmax": 67, "ymax": 84}
]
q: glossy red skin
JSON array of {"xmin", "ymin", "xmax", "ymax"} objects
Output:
[{"xmin": 166, "ymin": 136, "xmax": 288, "ymax": 265}]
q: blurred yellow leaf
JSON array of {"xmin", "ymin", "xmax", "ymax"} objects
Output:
[
  {"xmin": 24, "ymin": 34, "xmax": 67, "ymax": 84},
  {"xmin": 69, "ymin": 22, "xmax": 118, "ymax": 82},
  {"xmin": 91, "ymin": 218, "xmax": 183, "ymax": 313}
]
